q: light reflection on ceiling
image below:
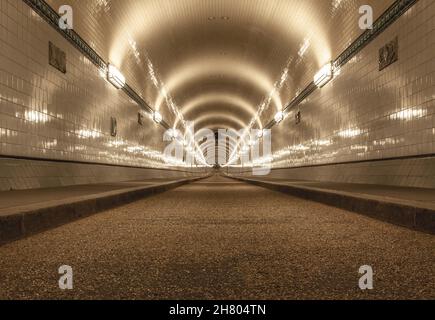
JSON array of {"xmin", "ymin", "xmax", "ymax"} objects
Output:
[
  {"xmin": 45, "ymin": 0, "xmax": 395, "ymax": 167},
  {"xmin": 46, "ymin": 0, "xmax": 392, "ymax": 131}
]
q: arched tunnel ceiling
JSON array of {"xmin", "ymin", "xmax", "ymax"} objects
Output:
[{"xmin": 48, "ymin": 0, "xmax": 393, "ymax": 131}]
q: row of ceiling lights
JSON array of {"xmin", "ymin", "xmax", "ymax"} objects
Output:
[
  {"xmin": 108, "ymin": 63, "xmax": 213, "ymax": 167},
  {"xmin": 108, "ymin": 59, "xmax": 333, "ymax": 129},
  {"xmin": 108, "ymin": 59, "xmax": 334, "ymax": 163}
]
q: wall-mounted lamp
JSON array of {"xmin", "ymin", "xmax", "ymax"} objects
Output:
[
  {"xmin": 107, "ymin": 64, "xmax": 125, "ymax": 89},
  {"xmin": 274, "ymin": 111, "xmax": 284, "ymax": 124},
  {"xmin": 314, "ymin": 62, "xmax": 333, "ymax": 88},
  {"xmin": 153, "ymin": 111, "xmax": 163, "ymax": 124}
]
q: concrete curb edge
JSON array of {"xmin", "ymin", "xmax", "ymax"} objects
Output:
[
  {"xmin": 227, "ymin": 176, "xmax": 435, "ymax": 235},
  {"xmin": 0, "ymin": 176, "xmax": 207, "ymax": 245}
]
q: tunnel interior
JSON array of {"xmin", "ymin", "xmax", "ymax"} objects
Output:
[
  {"xmin": 0, "ymin": 0, "xmax": 434, "ymax": 301},
  {"xmin": 0, "ymin": 0, "xmax": 433, "ymax": 187}
]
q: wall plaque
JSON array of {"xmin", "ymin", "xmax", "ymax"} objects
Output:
[
  {"xmin": 295, "ymin": 111, "xmax": 302, "ymax": 125},
  {"xmin": 379, "ymin": 37, "xmax": 398, "ymax": 71},
  {"xmin": 49, "ymin": 42, "xmax": 66, "ymax": 74},
  {"xmin": 138, "ymin": 112, "xmax": 144, "ymax": 125},
  {"xmin": 110, "ymin": 117, "xmax": 118, "ymax": 137}
]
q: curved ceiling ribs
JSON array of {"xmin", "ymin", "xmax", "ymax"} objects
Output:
[{"xmin": 46, "ymin": 0, "xmax": 394, "ymax": 161}]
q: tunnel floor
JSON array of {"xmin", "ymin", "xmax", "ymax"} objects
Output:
[{"xmin": 0, "ymin": 175, "xmax": 433, "ymax": 300}]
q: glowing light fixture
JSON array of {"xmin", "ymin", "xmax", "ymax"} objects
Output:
[
  {"xmin": 274, "ymin": 111, "xmax": 284, "ymax": 124},
  {"xmin": 107, "ymin": 64, "xmax": 125, "ymax": 89},
  {"xmin": 242, "ymin": 145, "xmax": 250, "ymax": 152},
  {"xmin": 153, "ymin": 111, "xmax": 163, "ymax": 124},
  {"xmin": 167, "ymin": 128, "xmax": 179, "ymax": 139},
  {"xmin": 314, "ymin": 62, "xmax": 333, "ymax": 88}
]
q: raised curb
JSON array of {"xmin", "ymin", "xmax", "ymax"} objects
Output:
[
  {"xmin": 227, "ymin": 176, "xmax": 435, "ymax": 235},
  {"xmin": 0, "ymin": 176, "xmax": 207, "ymax": 245}
]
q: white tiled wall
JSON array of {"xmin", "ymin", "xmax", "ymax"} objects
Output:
[
  {"xmin": 257, "ymin": 0, "xmax": 435, "ymax": 188},
  {"xmin": 232, "ymin": 156, "xmax": 435, "ymax": 189},
  {"xmin": 1, "ymin": 0, "xmax": 434, "ymax": 190},
  {"xmin": 0, "ymin": 0, "xmax": 197, "ymax": 190},
  {"xmin": 0, "ymin": 157, "xmax": 204, "ymax": 191}
]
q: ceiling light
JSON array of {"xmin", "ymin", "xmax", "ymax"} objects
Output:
[
  {"xmin": 107, "ymin": 64, "xmax": 125, "ymax": 89},
  {"xmin": 314, "ymin": 62, "xmax": 333, "ymax": 88},
  {"xmin": 153, "ymin": 111, "xmax": 163, "ymax": 124},
  {"xmin": 274, "ymin": 111, "xmax": 284, "ymax": 124}
]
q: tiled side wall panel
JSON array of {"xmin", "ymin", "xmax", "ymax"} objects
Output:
[
  {"xmin": 259, "ymin": 0, "xmax": 435, "ymax": 188},
  {"xmin": 0, "ymin": 158, "xmax": 206, "ymax": 191},
  {"xmin": 0, "ymin": 1, "xmax": 192, "ymax": 190},
  {"xmin": 231, "ymin": 156, "xmax": 435, "ymax": 189}
]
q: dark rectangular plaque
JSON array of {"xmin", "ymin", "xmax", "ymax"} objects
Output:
[
  {"xmin": 138, "ymin": 112, "xmax": 144, "ymax": 125},
  {"xmin": 110, "ymin": 117, "xmax": 118, "ymax": 137},
  {"xmin": 49, "ymin": 42, "xmax": 67, "ymax": 74},
  {"xmin": 295, "ymin": 111, "xmax": 302, "ymax": 125},
  {"xmin": 379, "ymin": 37, "xmax": 398, "ymax": 71}
]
